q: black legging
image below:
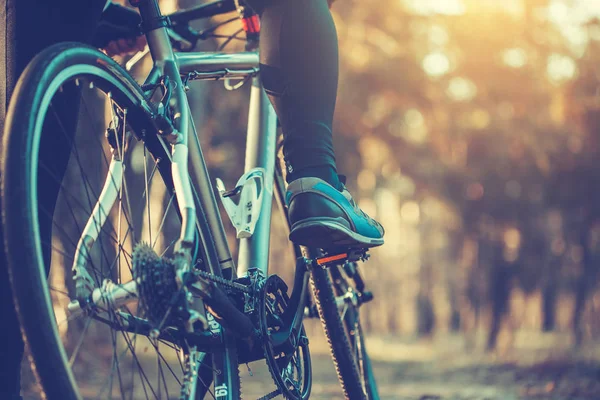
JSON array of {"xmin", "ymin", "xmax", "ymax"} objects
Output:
[
  {"xmin": 0, "ymin": 0, "xmax": 338, "ymax": 397},
  {"xmin": 247, "ymin": 0, "xmax": 339, "ymax": 181}
]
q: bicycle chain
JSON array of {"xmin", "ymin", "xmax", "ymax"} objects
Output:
[
  {"xmin": 257, "ymin": 389, "xmax": 282, "ymax": 400},
  {"xmin": 193, "ymin": 269, "xmax": 252, "ymax": 294}
]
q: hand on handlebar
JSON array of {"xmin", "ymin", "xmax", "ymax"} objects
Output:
[{"xmin": 104, "ymin": 36, "xmax": 147, "ymax": 57}]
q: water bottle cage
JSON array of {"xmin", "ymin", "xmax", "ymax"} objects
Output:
[{"xmin": 216, "ymin": 168, "xmax": 265, "ymax": 238}]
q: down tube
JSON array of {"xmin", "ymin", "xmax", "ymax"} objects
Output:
[{"xmin": 237, "ymin": 76, "xmax": 278, "ymax": 277}]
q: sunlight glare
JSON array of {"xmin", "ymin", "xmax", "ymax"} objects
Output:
[
  {"xmin": 503, "ymin": 48, "xmax": 528, "ymax": 68},
  {"xmin": 401, "ymin": 109, "xmax": 429, "ymax": 145},
  {"xmin": 447, "ymin": 77, "xmax": 477, "ymax": 102},
  {"xmin": 547, "ymin": 53, "xmax": 577, "ymax": 83},
  {"xmin": 548, "ymin": 0, "xmax": 570, "ymax": 25},
  {"xmin": 546, "ymin": 0, "xmax": 600, "ymax": 54},
  {"xmin": 429, "ymin": 25, "xmax": 449, "ymax": 46},
  {"xmin": 402, "ymin": 0, "xmax": 465, "ymax": 16},
  {"xmin": 422, "ymin": 51, "xmax": 450, "ymax": 77}
]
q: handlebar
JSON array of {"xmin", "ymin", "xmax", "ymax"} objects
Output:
[
  {"xmin": 168, "ymin": 0, "xmax": 237, "ymax": 25},
  {"xmin": 95, "ymin": 0, "xmax": 256, "ymax": 70},
  {"xmin": 168, "ymin": 0, "xmax": 259, "ymax": 52},
  {"xmin": 94, "ymin": 0, "xmax": 253, "ymax": 51},
  {"xmin": 93, "ymin": 3, "xmax": 144, "ymax": 49}
]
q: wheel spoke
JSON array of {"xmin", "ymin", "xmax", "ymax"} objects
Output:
[
  {"xmin": 152, "ymin": 193, "xmax": 175, "ymax": 250},
  {"xmin": 155, "ymin": 344, "xmax": 183, "ymax": 386},
  {"xmin": 68, "ymin": 317, "xmax": 93, "ymax": 367},
  {"xmin": 49, "ymin": 285, "xmax": 70, "ymax": 297},
  {"xmin": 144, "ymin": 146, "xmax": 152, "ymax": 245},
  {"xmin": 26, "ymin": 76, "xmax": 186, "ymax": 399},
  {"xmin": 109, "ymin": 311, "xmax": 127, "ymax": 399},
  {"xmin": 115, "ymin": 314, "xmax": 158, "ymax": 399}
]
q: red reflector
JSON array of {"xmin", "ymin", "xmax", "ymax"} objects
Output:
[
  {"xmin": 241, "ymin": 15, "xmax": 261, "ymax": 34},
  {"xmin": 316, "ymin": 253, "xmax": 348, "ymax": 266}
]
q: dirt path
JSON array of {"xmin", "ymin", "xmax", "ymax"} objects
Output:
[
  {"xmin": 241, "ymin": 353, "xmax": 600, "ymax": 400},
  {"xmin": 20, "ymin": 332, "xmax": 600, "ymax": 399}
]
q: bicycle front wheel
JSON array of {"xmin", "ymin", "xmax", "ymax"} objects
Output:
[{"xmin": 2, "ymin": 43, "xmax": 220, "ymax": 399}]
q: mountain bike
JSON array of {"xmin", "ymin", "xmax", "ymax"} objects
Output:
[{"xmin": 1, "ymin": 0, "xmax": 379, "ymax": 399}]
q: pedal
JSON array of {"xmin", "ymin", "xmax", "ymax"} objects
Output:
[{"xmin": 314, "ymin": 248, "xmax": 369, "ymax": 267}]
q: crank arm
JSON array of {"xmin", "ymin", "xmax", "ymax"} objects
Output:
[
  {"xmin": 271, "ymin": 257, "xmax": 311, "ymax": 352},
  {"xmin": 189, "ymin": 278, "xmax": 256, "ymax": 342}
]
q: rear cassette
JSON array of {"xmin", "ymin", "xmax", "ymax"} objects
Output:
[{"xmin": 132, "ymin": 243, "xmax": 179, "ymax": 326}]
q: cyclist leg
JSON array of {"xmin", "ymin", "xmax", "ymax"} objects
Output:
[
  {"xmin": 245, "ymin": 0, "xmax": 384, "ymax": 249},
  {"xmin": 247, "ymin": 0, "xmax": 339, "ymax": 187},
  {"xmin": 0, "ymin": 1, "xmax": 105, "ymax": 398}
]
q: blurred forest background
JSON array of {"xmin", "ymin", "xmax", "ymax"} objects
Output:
[
  {"xmin": 330, "ymin": 0, "xmax": 600, "ymax": 352},
  {"xmin": 185, "ymin": 0, "xmax": 600, "ymax": 353}
]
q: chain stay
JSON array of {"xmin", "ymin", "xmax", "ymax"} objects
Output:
[{"xmin": 179, "ymin": 347, "xmax": 201, "ymax": 400}]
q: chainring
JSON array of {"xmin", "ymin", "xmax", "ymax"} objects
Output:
[{"xmin": 259, "ymin": 275, "xmax": 311, "ymax": 400}]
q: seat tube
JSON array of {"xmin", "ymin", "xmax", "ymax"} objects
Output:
[{"xmin": 237, "ymin": 76, "xmax": 278, "ymax": 277}]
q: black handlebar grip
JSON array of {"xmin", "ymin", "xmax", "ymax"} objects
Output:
[{"xmin": 92, "ymin": 3, "xmax": 143, "ymax": 49}]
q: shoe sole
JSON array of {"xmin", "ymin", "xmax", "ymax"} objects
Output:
[{"xmin": 289, "ymin": 219, "xmax": 384, "ymax": 250}]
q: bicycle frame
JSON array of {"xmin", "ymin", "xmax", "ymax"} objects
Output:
[
  {"xmin": 141, "ymin": 5, "xmax": 276, "ymax": 280},
  {"xmin": 64, "ymin": 1, "xmax": 317, "ymax": 398},
  {"xmin": 139, "ymin": 1, "xmax": 285, "ymax": 398}
]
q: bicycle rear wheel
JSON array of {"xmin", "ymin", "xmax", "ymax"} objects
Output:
[
  {"xmin": 2, "ymin": 43, "xmax": 222, "ymax": 399},
  {"xmin": 310, "ymin": 262, "xmax": 379, "ymax": 400}
]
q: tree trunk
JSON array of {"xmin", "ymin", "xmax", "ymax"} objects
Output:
[
  {"xmin": 416, "ymin": 293, "xmax": 435, "ymax": 336},
  {"xmin": 417, "ymin": 212, "xmax": 436, "ymax": 337},
  {"xmin": 573, "ymin": 224, "xmax": 594, "ymax": 347},
  {"xmin": 542, "ymin": 282, "xmax": 557, "ymax": 332},
  {"xmin": 486, "ymin": 242, "xmax": 512, "ymax": 351},
  {"xmin": 447, "ymin": 233, "xmax": 464, "ymax": 332}
]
